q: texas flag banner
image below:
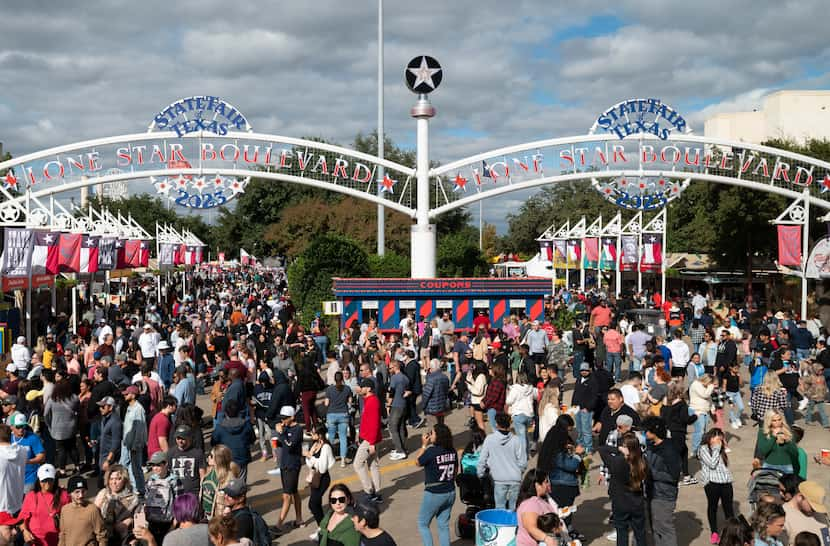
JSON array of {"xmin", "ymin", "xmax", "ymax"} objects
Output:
[
  {"xmin": 79, "ymin": 236, "xmax": 99, "ymax": 274},
  {"xmin": 778, "ymin": 225, "xmax": 802, "ymax": 267},
  {"xmin": 640, "ymin": 233, "xmax": 663, "ymax": 272},
  {"xmin": 620, "ymin": 235, "xmax": 638, "ymax": 271},
  {"xmin": 552, "ymin": 240, "xmax": 567, "ymax": 269},
  {"xmin": 57, "ymin": 233, "xmax": 82, "ymax": 273},
  {"xmin": 566, "ymin": 239, "xmax": 581, "ymax": 269},
  {"xmin": 539, "ymin": 240, "xmax": 553, "ymax": 262},
  {"xmin": 583, "ymin": 238, "xmax": 599, "ymax": 269},
  {"xmin": 31, "ymin": 231, "xmax": 60, "ymax": 275},
  {"xmin": 600, "ymin": 237, "xmax": 617, "ymax": 270},
  {"xmin": 183, "ymin": 245, "xmax": 196, "ymax": 265},
  {"xmin": 98, "ymin": 238, "xmax": 117, "ymax": 271},
  {"xmin": 117, "ymin": 239, "xmax": 141, "ymax": 269},
  {"xmin": 240, "ymin": 248, "xmax": 251, "ymax": 266},
  {"xmin": 172, "ymin": 244, "xmax": 185, "ymax": 266},
  {"xmin": 195, "ymin": 246, "xmax": 205, "ymax": 264},
  {"xmin": 1, "ymin": 228, "xmax": 34, "ymax": 278},
  {"xmin": 139, "ymin": 241, "xmax": 150, "ymax": 267}
]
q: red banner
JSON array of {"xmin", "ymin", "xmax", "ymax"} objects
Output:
[
  {"xmin": 2, "ymin": 274, "xmax": 54, "ymax": 292},
  {"xmin": 58, "ymin": 233, "xmax": 82, "ymax": 273},
  {"xmin": 778, "ymin": 225, "xmax": 802, "ymax": 266}
]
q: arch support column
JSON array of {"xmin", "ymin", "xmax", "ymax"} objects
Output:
[{"xmin": 411, "ymin": 95, "xmax": 436, "ymax": 278}]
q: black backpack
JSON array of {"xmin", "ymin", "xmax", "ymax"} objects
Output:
[{"xmin": 242, "ymin": 506, "xmax": 273, "ymax": 546}]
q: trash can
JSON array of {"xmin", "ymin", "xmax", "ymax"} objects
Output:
[{"xmin": 475, "ymin": 509, "xmax": 518, "ymax": 546}]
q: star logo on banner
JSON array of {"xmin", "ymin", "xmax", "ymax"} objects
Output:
[
  {"xmin": 821, "ymin": 175, "xmax": 830, "ymax": 193},
  {"xmin": 44, "ymin": 233, "xmax": 54, "ymax": 244},
  {"xmin": 154, "ymin": 179, "xmax": 171, "ymax": 195},
  {"xmin": 453, "ymin": 174, "xmax": 468, "ymax": 192},
  {"xmin": 3, "ymin": 171, "xmax": 18, "ymax": 190},
  {"xmin": 174, "ymin": 175, "xmax": 189, "ymax": 190},
  {"xmin": 380, "ymin": 174, "xmax": 396, "ymax": 193},
  {"xmin": 408, "ymin": 56, "xmax": 441, "ymax": 91},
  {"xmin": 228, "ymin": 178, "xmax": 246, "ymax": 196},
  {"xmin": 213, "ymin": 175, "xmax": 224, "ymax": 189},
  {"xmin": 647, "ymin": 235, "xmax": 658, "ymax": 243},
  {"xmin": 85, "ymin": 238, "xmax": 96, "ymax": 248},
  {"xmin": 191, "ymin": 177, "xmax": 207, "ymax": 194},
  {"xmin": 140, "ymin": 241, "xmax": 147, "ymax": 249},
  {"xmin": 115, "ymin": 240, "xmax": 123, "ymax": 248}
]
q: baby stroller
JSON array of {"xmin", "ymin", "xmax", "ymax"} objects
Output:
[
  {"xmin": 455, "ymin": 472, "xmax": 495, "ymax": 539},
  {"xmin": 747, "ymin": 468, "xmax": 784, "ymax": 511}
]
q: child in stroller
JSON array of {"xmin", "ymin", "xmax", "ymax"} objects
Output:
[{"xmin": 455, "ymin": 472, "xmax": 495, "ymax": 539}]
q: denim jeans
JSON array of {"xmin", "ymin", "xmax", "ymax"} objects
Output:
[
  {"xmin": 119, "ymin": 447, "xmax": 145, "ymax": 494},
  {"xmin": 630, "ymin": 355, "xmax": 643, "ymax": 373},
  {"xmin": 572, "ymin": 352, "xmax": 584, "ymax": 378},
  {"xmin": 487, "ymin": 407, "xmax": 498, "ymax": 433},
  {"xmin": 493, "ymin": 481, "xmax": 520, "ymax": 511},
  {"xmin": 784, "ymin": 390, "xmax": 796, "ymax": 425},
  {"xmin": 418, "ymin": 490, "xmax": 456, "ymax": 546},
  {"xmin": 796, "ymin": 348, "xmax": 811, "ymax": 362},
  {"xmin": 575, "ymin": 409, "xmax": 593, "ymax": 453},
  {"xmin": 388, "ymin": 406, "xmax": 408, "ymax": 454},
  {"xmin": 326, "ymin": 412, "xmax": 350, "ymax": 459},
  {"xmin": 691, "ymin": 411, "xmax": 708, "ymax": 455},
  {"xmin": 825, "ymin": 369, "xmax": 830, "ymax": 402},
  {"xmin": 606, "ymin": 352, "xmax": 622, "ymax": 382},
  {"xmin": 314, "ymin": 335, "xmax": 328, "ymax": 367},
  {"xmin": 512, "ymin": 413, "xmax": 532, "ymax": 456},
  {"xmin": 805, "ymin": 400, "xmax": 830, "ymax": 427},
  {"xmin": 725, "ymin": 392, "xmax": 744, "ymax": 425}
]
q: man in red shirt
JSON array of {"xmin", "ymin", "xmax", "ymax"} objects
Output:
[
  {"xmin": 146, "ymin": 396, "xmax": 177, "ymax": 459},
  {"xmin": 472, "ymin": 311, "xmax": 491, "ymax": 334},
  {"xmin": 354, "ymin": 378, "xmax": 382, "ymax": 503},
  {"xmin": 590, "ymin": 300, "xmax": 613, "ymax": 337}
]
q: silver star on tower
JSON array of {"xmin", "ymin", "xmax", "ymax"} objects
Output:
[{"xmin": 408, "ymin": 56, "xmax": 441, "ymax": 90}]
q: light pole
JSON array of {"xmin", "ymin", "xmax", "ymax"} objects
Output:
[{"xmin": 376, "ymin": 0, "xmax": 385, "ymax": 256}]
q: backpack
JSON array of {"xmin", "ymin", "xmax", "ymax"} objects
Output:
[
  {"xmin": 243, "ymin": 506, "xmax": 273, "ymax": 546},
  {"xmin": 144, "ymin": 476, "xmax": 175, "ymax": 523},
  {"xmin": 750, "ymin": 363, "xmax": 768, "ymax": 390}
]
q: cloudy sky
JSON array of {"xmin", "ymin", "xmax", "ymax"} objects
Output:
[{"xmin": 2, "ymin": 0, "xmax": 829, "ymax": 232}]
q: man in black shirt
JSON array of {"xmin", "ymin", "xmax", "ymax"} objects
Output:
[
  {"xmin": 168, "ymin": 425, "xmax": 207, "ymax": 496},
  {"xmin": 594, "ymin": 388, "xmax": 640, "ymax": 446},
  {"xmin": 403, "ymin": 351, "xmax": 424, "ymax": 428},
  {"xmin": 223, "ymin": 478, "xmax": 254, "ymax": 541}
]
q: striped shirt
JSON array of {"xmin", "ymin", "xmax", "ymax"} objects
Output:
[{"xmin": 697, "ymin": 444, "xmax": 733, "ymax": 484}]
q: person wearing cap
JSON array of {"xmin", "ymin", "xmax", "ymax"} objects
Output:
[
  {"xmin": 156, "ymin": 340, "xmax": 175, "ymax": 391},
  {"xmin": 138, "ymin": 323, "xmax": 160, "ymax": 367},
  {"xmin": 0, "ymin": 397, "xmax": 17, "ymax": 426},
  {"xmin": 782, "ymin": 481, "xmax": 828, "ymax": 545},
  {"xmin": 0, "ymin": 511, "xmax": 21, "ymax": 546},
  {"xmin": 218, "ymin": 478, "xmax": 257, "ymax": 542},
  {"xmin": 19, "ymin": 463, "xmax": 69, "ymax": 546},
  {"xmin": 11, "ymin": 337, "xmax": 30, "ymax": 378},
  {"xmin": 169, "ymin": 424, "xmax": 207, "ymax": 497},
  {"xmin": 96, "ymin": 319, "xmax": 113, "ymax": 346},
  {"xmin": 274, "ymin": 405, "xmax": 304, "ymax": 529},
  {"xmin": 1, "ymin": 365, "xmax": 19, "ymax": 398},
  {"xmin": 120, "ymin": 384, "xmax": 147, "ymax": 493},
  {"xmin": 142, "ymin": 450, "xmax": 183, "ymax": 541},
  {"xmin": 97, "ymin": 395, "xmax": 122, "ymax": 476},
  {"xmin": 352, "ymin": 500, "xmax": 397, "ymax": 545},
  {"xmin": 59, "ymin": 475, "xmax": 107, "ymax": 546},
  {"xmin": 10, "ymin": 413, "xmax": 45, "ymax": 493},
  {"xmin": 571, "ymin": 362, "xmax": 598, "ymax": 454}
]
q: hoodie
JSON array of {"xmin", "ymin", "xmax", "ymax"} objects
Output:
[
  {"xmin": 476, "ymin": 429, "xmax": 526, "ymax": 484},
  {"xmin": 505, "ymin": 383, "xmax": 535, "ymax": 417},
  {"xmin": 211, "ymin": 416, "xmax": 255, "ymax": 467},
  {"xmin": 265, "ymin": 369, "xmax": 293, "ymax": 425}
]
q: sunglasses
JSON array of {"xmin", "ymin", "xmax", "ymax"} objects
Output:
[{"xmin": 330, "ymin": 496, "xmax": 348, "ymax": 505}]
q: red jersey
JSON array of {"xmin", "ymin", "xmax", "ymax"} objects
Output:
[{"xmin": 359, "ymin": 394, "xmax": 382, "ymax": 445}]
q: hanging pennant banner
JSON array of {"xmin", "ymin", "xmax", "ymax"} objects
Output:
[
  {"xmin": 1, "ymin": 228, "xmax": 34, "ymax": 278},
  {"xmin": 640, "ymin": 233, "xmax": 663, "ymax": 272},
  {"xmin": 600, "ymin": 237, "xmax": 617, "ymax": 270},
  {"xmin": 583, "ymin": 238, "xmax": 599, "ymax": 269},
  {"xmin": 777, "ymin": 225, "xmax": 802, "ymax": 267},
  {"xmin": 552, "ymin": 240, "xmax": 567, "ymax": 269},
  {"xmin": 539, "ymin": 240, "xmax": 552, "ymax": 262},
  {"xmin": 566, "ymin": 240, "xmax": 581, "ymax": 269},
  {"xmin": 620, "ymin": 235, "xmax": 638, "ymax": 271},
  {"xmin": 98, "ymin": 238, "xmax": 117, "ymax": 271}
]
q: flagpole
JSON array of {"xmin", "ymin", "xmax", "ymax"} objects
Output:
[
  {"xmin": 155, "ymin": 223, "xmax": 161, "ymax": 305},
  {"xmin": 801, "ymin": 187, "xmax": 810, "ymax": 319},
  {"xmin": 376, "ymin": 0, "xmax": 385, "ymax": 256},
  {"xmin": 616, "ymin": 230, "xmax": 622, "ymax": 298},
  {"xmin": 661, "ymin": 210, "xmax": 667, "ymax": 304},
  {"xmin": 637, "ymin": 224, "xmax": 643, "ymax": 295}
]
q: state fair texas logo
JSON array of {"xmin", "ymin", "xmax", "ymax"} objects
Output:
[
  {"xmin": 148, "ymin": 96, "xmax": 251, "ymax": 209},
  {"xmin": 589, "ymin": 98, "xmax": 694, "ymax": 211}
]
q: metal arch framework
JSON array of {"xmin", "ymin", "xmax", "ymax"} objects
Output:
[
  {"xmin": 0, "ymin": 131, "xmax": 417, "ymax": 217},
  {"xmin": 427, "ymin": 133, "xmax": 830, "ymax": 217}
]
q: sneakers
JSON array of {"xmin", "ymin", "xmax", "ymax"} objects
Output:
[
  {"xmin": 340, "ymin": 461, "xmax": 347, "ymax": 468},
  {"xmin": 681, "ymin": 475, "xmax": 698, "ymax": 485},
  {"xmin": 267, "ymin": 468, "xmax": 282, "ymax": 476},
  {"xmin": 799, "ymin": 398, "xmax": 810, "ymax": 411},
  {"xmin": 711, "ymin": 532, "xmax": 720, "ymax": 544},
  {"xmin": 389, "ymin": 451, "xmax": 407, "ymax": 461},
  {"xmin": 606, "ymin": 530, "xmax": 618, "ymax": 541}
]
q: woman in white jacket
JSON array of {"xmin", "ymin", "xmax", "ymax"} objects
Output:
[
  {"xmin": 304, "ymin": 424, "xmax": 335, "ymax": 541},
  {"xmin": 537, "ymin": 385, "xmax": 561, "ymax": 446},
  {"xmin": 506, "ymin": 372, "xmax": 536, "ymax": 455},
  {"xmin": 689, "ymin": 374, "xmax": 716, "ymax": 455}
]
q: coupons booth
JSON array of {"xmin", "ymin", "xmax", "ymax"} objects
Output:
[{"xmin": 333, "ymin": 277, "xmax": 551, "ymax": 332}]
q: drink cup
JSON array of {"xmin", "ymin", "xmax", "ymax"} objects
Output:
[{"xmin": 821, "ymin": 449, "xmax": 830, "ymax": 461}]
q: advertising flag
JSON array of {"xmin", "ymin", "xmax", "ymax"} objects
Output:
[
  {"xmin": 539, "ymin": 240, "xmax": 553, "ymax": 262},
  {"xmin": 1, "ymin": 228, "xmax": 34, "ymax": 278},
  {"xmin": 184, "ymin": 245, "xmax": 197, "ymax": 265},
  {"xmin": 640, "ymin": 233, "xmax": 663, "ymax": 272},
  {"xmin": 31, "ymin": 231, "xmax": 60, "ymax": 275},
  {"xmin": 139, "ymin": 241, "xmax": 150, "ymax": 267},
  {"xmin": 159, "ymin": 243, "xmax": 175, "ymax": 268},
  {"xmin": 195, "ymin": 246, "xmax": 205, "ymax": 263},
  {"xmin": 118, "ymin": 239, "xmax": 141, "ymax": 268},
  {"xmin": 552, "ymin": 240, "xmax": 567, "ymax": 268},
  {"xmin": 79, "ymin": 235, "xmax": 99, "ymax": 274},
  {"xmin": 240, "ymin": 248, "xmax": 250, "ymax": 265},
  {"xmin": 583, "ymin": 238, "xmax": 599, "ymax": 269},
  {"xmin": 173, "ymin": 244, "xmax": 185, "ymax": 265},
  {"xmin": 57, "ymin": 233, "xmax": 82, "ymax": 273},
  {"xmin": 777, "ymin": 225, "xmax": 802, "ymax": 267},
  {"xmin": 600, "ymin": 237, "xmax": 617, "ymax": 270},
  {"xmin": 620, "ymin": 235, "xmax": 638, "ymax": 271},
  {"xmin": 566, "ymin": 239, "xmax": 581, "ymax": 269},
  {"xmin": 98, "ymin": 238, "xmax": 117, "ymax": 270}
]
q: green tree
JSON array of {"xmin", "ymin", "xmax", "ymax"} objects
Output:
[
  {"xmin": 368, "ymin": 252, "xmax": 410, "ymax": 277},
  {"xmin": 287, "ymin": 234, "xmax": 370, "ymax": 324},
  {"xmin": 436, "ymin": 228, "xmax": 488, "ymax": 277}
]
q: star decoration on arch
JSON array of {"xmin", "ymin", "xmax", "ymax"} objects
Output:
[
  {"xmin": 212, "ymin": 175, "xmax": 224, "ymax": 189},
  {"xmin": 228, "ymin": 178, "xmax": 247, "ymax": 196},
  {"xmin": 174, "ymin": 175, "xmax": 189, "ymax": 190},
  {"xmin": 191, "ymin": 177, "xmax": 207, "ymax": 194},
  {"xmin": 821, "ymin": 174, "xmax": 830, "ymax": 194},
  {"xmin": 154, "ymin": 179, "xmax": 172, "ymax": 195},
  {"xmin": 453, "ymin": 174, "xmax": 468, "ymax": 192},
  {"xmin": 380, "ymin": 174, "xmax": 396, "ymax": 193},
  {"xmin": 2, "ymin": 171, "xmax": 19, "ymax": 191},
  {"xmin": 408, "ymin": 56, "xmax": 441, "ymax": 91}
]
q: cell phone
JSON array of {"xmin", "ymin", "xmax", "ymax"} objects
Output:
[{"xmin": 133, "ymin": 507, "xmax": 147, "ymax": 533}]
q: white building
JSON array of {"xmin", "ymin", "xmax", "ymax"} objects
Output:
[{"xmin": 704, "ymin": 90, "xmax": 830, "ymax": 145}]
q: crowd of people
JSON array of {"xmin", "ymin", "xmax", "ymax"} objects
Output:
[{"xmin": 1, "ymin": 264, "xmax": 829, "ymax": 546}]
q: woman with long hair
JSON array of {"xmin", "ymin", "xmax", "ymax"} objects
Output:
[
  {"xmin": 207, "ymin": 514, "xmax": 246, "ymax": 546},
  {"xmin": 598, "ymin": 432, "xmax": 648, "ymax": 546},
  {"xmin": 306, "ymin": 424, "xmax": 335, "ymax": 540},
  {"xmin": 465, "ymin": 361, "xmax": 488, "ymax": 431},
  {"xmin": 750, "ymin": 373, "xmax": 790, "ymax": 424},
  {"xmin": 295, "ymin": 357, "xmax": 325, "ymax": 431},
  {"xmin": 19, "ymin": 464, "xmax": 70, "ymax": 546},
  {"xmin": 750, "ymin": 502, "xmax": 786, "ymax": 546},
  {"xmin": 661, "ymin": 380, "xmax": 697, "ymax": 485},
  {"xmin": 718, "ymin": 516, "xmax": 753, "ymax": 546},
  {"xmin": 200, "ymin": 444, "xmax": 242, "ymax": 519},
  {"xmin": 537, "ymin": 414, "xmax": 582, "ymax": 534},
  {"xmin": 689, "ymin": 373, "xmax": 716, "ymax": 454},
  {"xmin": 699, "ymin": 329, "xmax": 719, "ymax": 375},
  {"xmin": 93, "ymin": 464, "xmax": 139, "ymax": 546},
  {"xmin": 416, "ymin": 424, "xmax": 458, "ymax": 546},
  {"xmin": 754, "ymin": 409, "xmax": 800, "ymax": 475},
  {"xmin": 318, "ymin": 483, "xmax": 361, "ymax": 546},
  {"xmin": 482, "ymin": 363, "xmax": 507, "ymax": 433},
  {"xmin": 506, "ymin": 371, "xmax": 535, "ymax": 455},
  {"xmin": 324, "ymin": 371, "xmax": 352, "ymax": 465},
  {"xmin": 78, "ymin": 378, "xmax": 94, "ymax": 470},
  {"xmin": 43, "ymin": 380, "xmax": 79, "ymax": 477},
  {"xmin": 516, "ymin": 469, "xmax": 565, "ymax": 546},
  {"xmin": 537, "ymin": 384, "xmax": 561, "ymax": 443},
  {"xmin": 698, "ymin": 428, "xmax": 734, "ymax": 544}
]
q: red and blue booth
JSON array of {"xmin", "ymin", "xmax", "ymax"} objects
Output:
[{"xmin": 333, "ymin": 277, "xmax": 551, "ymax": 332}]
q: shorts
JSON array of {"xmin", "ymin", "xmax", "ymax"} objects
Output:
[
  {"xmin": 281, "ymin": 468, "xmax": 300, "ymax": 494},
  {"xmin": 420, "ymin": 348, "xmax": 431, "ymax": 359},
  {"xmin": 472, "ymin": 403, "xmax": 484, "ymax": 412},
  {"xmin": 670, "ymin": 366, "xmax": 687, "ymax": 378}
]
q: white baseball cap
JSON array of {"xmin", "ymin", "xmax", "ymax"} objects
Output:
[
  {"xmin": 5, "ymin": 364, "xmax": 16, "ymax": 373},
  {"xmin": 279, "ymin": 406, "xmax": 295, "ymax": 418},
  {"xmin": 37, "ymin": 464, "xmax": 56, "ymax": 481}
]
